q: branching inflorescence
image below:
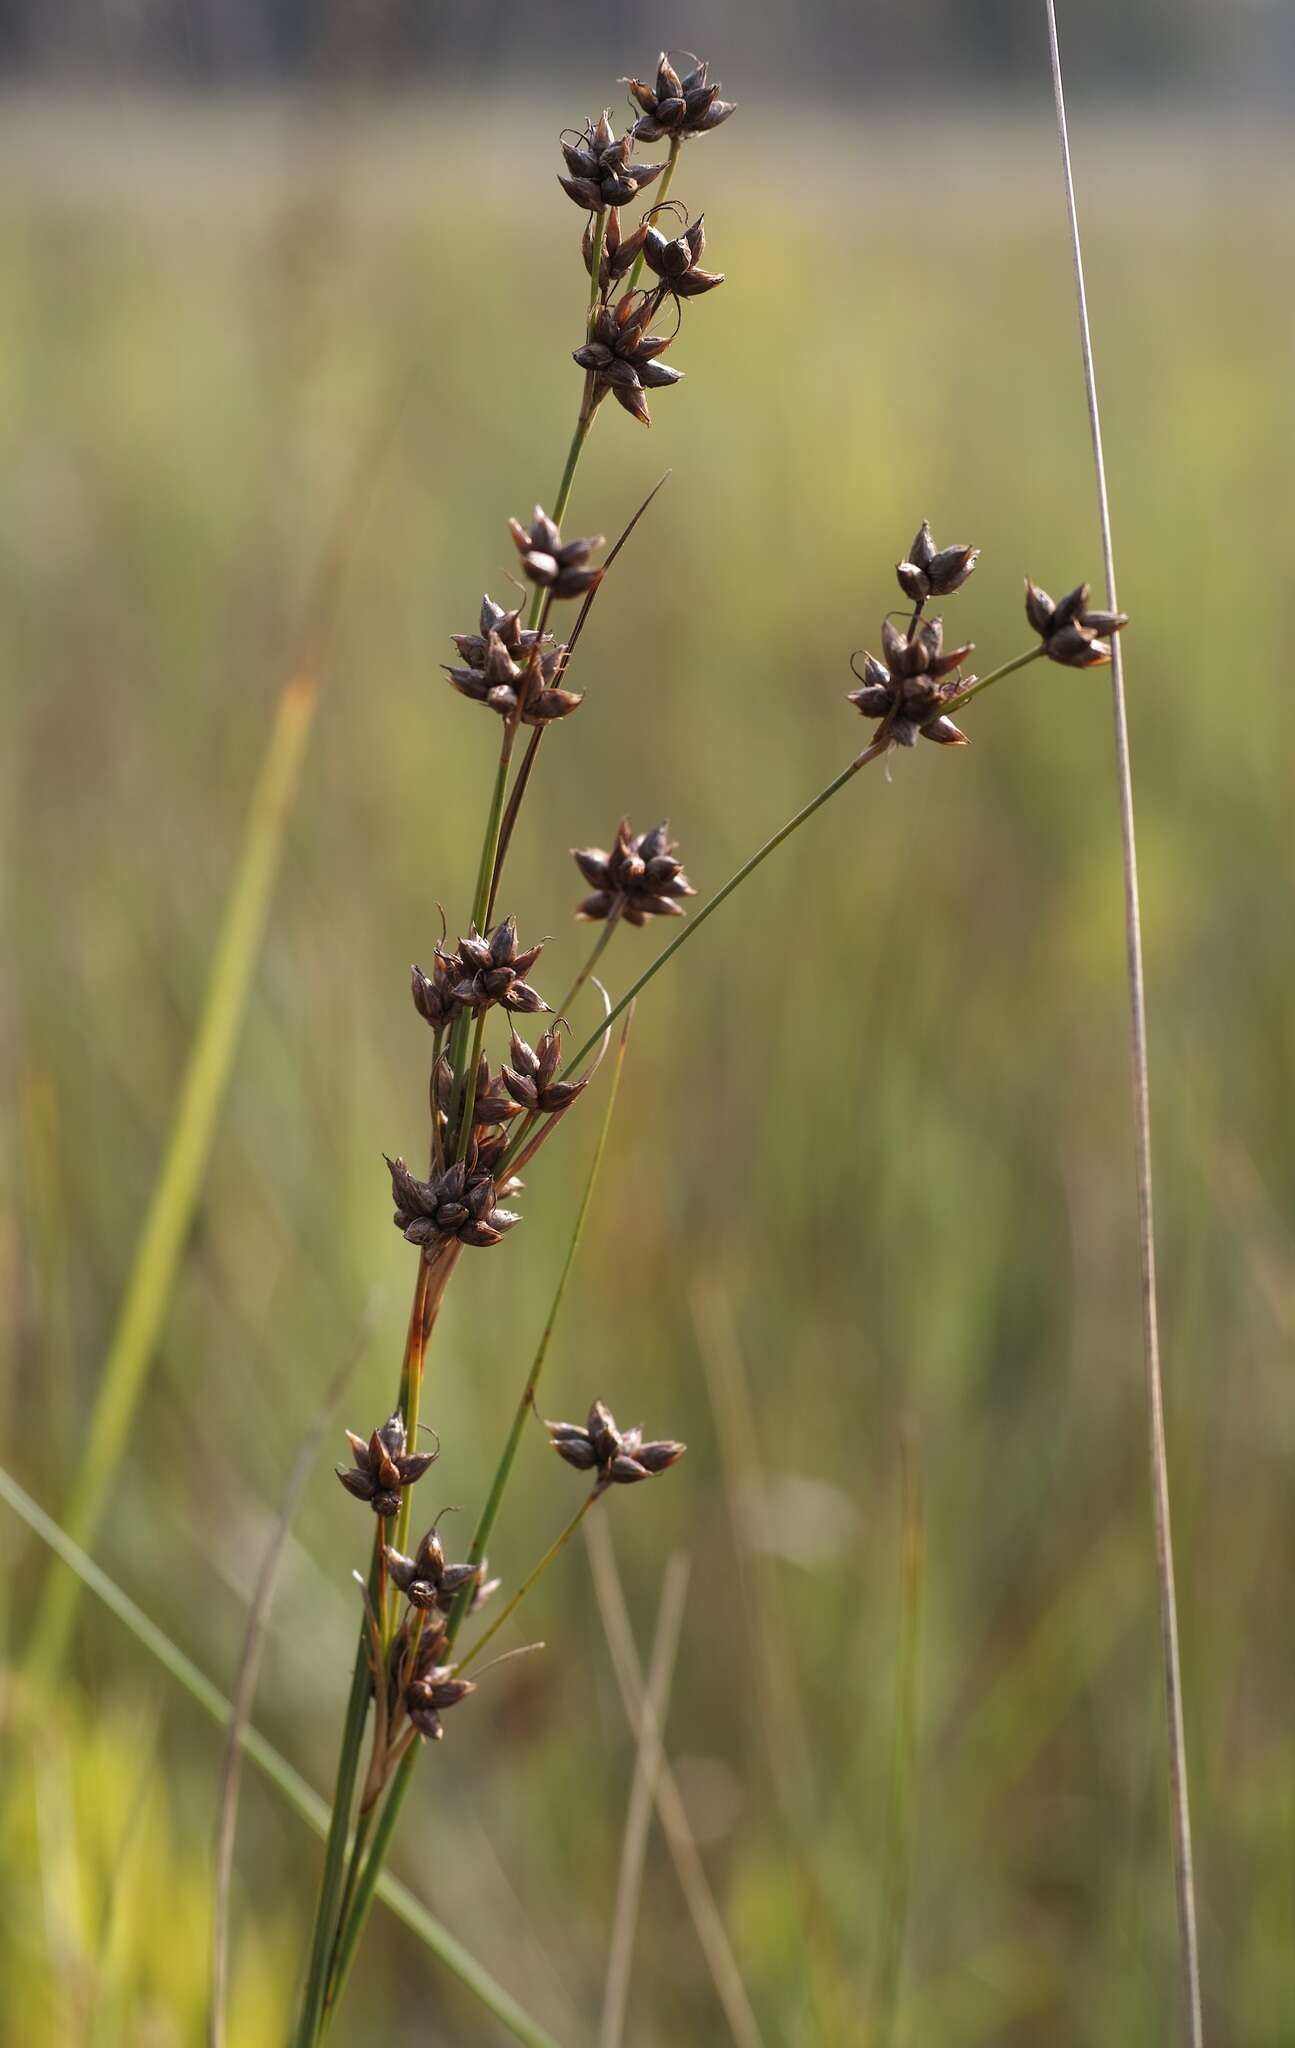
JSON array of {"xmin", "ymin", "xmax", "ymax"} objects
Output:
[{"xmin": 293, "ymin": 50, "xmax": 1129, "ymax": 2041}]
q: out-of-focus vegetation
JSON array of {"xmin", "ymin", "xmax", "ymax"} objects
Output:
[{"xmin": 1, "ymin": 98, "xmax": 1292, "ymax": 2047}]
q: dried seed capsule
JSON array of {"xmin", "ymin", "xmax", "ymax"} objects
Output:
[
  {"xmin": 502, "ymin": 1027, "xmax": 588, "ymax": 1114},
  {"xmin": 445, "ymin": 594, "xmax": 580, "ymax": 724},
  {"xmin": 626, "ymin": 53, "xmax": 737, "ymax": 144},
  {"xmin": 641, "ymin": 216, "xmax": 724, "ymax": 298},
  {"xmin": 545, "ymin": 1402, "xmax": 687, "ymax": 1492},
  {"xmin": 336, "ymin": 1413, "xmax": 437, "ymax": 1517},
  {"xmin": 896, "ymin": 520, "xmax": 980, "ymax": 603},
  {"xmin": 509, "ymin": 509, "xmax": 605, "ymax": 601},
  {"xmin": 1024, "ymin": 577, "xmax": 1129, "ymax": 667},
  {"xmin": 405, "ymin": 1669, "xmax": 476, "ymax": 1740},
  {"xmin": 571, "ymin": 817, "xmax": 695, "ymax": 926},
  {"xmin": 560, "ymin": 111, "xmax": 666, "ymax": 211},
  {"xmin": 847, "ymin": 615, "xmax": 975, "ymax": 749},
  {"xmin": 448, "ymin": 918, "xmax": 548, "ymax": 1016},
  {"xmin": 386, "ymin": 1151, "xmax": 522, "ymax": 1252},
  {"xmin": 573, "ymin": 294, "xmax": 683, "ymax": 427},
  {"xmin": 411, "ymin": 952, "xmax": 457, "ymax": 1029}
]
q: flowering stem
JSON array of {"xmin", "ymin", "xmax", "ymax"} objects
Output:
[
  {"xmin": 456, "ymin": 1493, "xmax": 600, "ymax": 1676},
  {"xmin": 626, "ymin": 138, "xmax": 682, "ymax": 294},
  {"xmin": 444, "ymin": 1014, "xmax": 634, "ymax": 1657},
  {"xmin": 555, "ymin": 904, "xmax": 623, "ymax": 1025}
]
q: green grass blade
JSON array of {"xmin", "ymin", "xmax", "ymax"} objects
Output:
[
  {"xmin": 0, "ymin": 1464, "xmax": 564, "ymax": 2048},
  {"xmin": 22, "ymin": 419, "xmax": 395, "ymax": 1693},
  {"xmin": 23, "ymin": 675, "xmax": 318, "ymax": 1690}
]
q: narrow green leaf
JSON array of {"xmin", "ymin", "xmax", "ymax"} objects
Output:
[{"xmin": 0, "ymin": 1465, "xmax": 563, "ymax": 2048}]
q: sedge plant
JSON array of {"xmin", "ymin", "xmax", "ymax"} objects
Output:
[{"xmin": 288, "ymin": 47, "xmax": 1131, "ymax": 2040}]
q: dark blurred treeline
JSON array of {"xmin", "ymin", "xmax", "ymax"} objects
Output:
[{"xmin": 0, "ymin": 0, "xmax": 1289, "ymax": 99}]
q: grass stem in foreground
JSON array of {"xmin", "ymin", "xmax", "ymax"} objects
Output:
[{"xmin": 1043, "ymin": 10, "xmax": 1203, "ymax": 2042}]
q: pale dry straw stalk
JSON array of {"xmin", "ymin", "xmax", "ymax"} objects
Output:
[{"xmin": 1043, "ymin": 6, "xmax": 1204, "ymax": 2040}]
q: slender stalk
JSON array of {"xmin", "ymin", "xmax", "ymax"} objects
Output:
[
  {"xmin": 0, "ymin": 1464, "xmax": 561, "ymax": 2048},
  {"xmin": 562, "ymin": 737, "xmax": 888, "ymax": 1077},
  {"xmin": 585, "ymin": 1513, "xmax": 765, "ymax": 2048},
  {"xmin": 1043, "ymin": 10, "xmax": 1203, "ymax": 2042},
  {"xmin": 556, "ymin": 906, "xmax": 623, "ymax": 1026},
  {"xmin": 870, "ymin": 1436, "xmax": 924, "ymax": 2048},
  {"xmin": 625, "ymin": 139, "xmax": 682, "ymax": 294},
  {"xmin": 20, "ymin": 419, "xmax": 393, "ymax": 1697},
  {"xmin": 456, "ymin": 1493, "xmax": 599, "ymax": 1676},
  {"xmin": 600, "ymin": 1555, "xmax": 690, "ymax": 2048},
  {"xmin": 947, "ymin": 643, "xmax": 1044, "ymax": 708},
  {"xmin": 444, "ymin": 1012, "xmax": 634, "ymax": 1655}
]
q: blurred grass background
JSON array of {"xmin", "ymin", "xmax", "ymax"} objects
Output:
[{"xmin": 1, "ymin": 87, "xmax": 1292, "ymax": 2047}]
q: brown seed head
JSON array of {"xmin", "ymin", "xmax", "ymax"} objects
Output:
[
  {"xmin": 847, "ymin": 615, "xmax": 976, "ymax": 749},
  {"xmin": 545, "ymin": 1400, "xmax": 687, "ymax": 1492},
  {"xmin": 572, "ymin": 817, "xmax": 695, "ymax": 925},
  {"xmin": 573, "ymin": 292, "xmax": 683, "ymax": 427},
  {"xmin": 449, "ymin": 918, "xmax": 547, "ymax": 1015},
  {"xmin": 336, "ymin": 1412, "xmax": 437, "ymax": 1517},
  {"xmin": 404, "ymin": 1668, "xmax": 476, "ymax": 1741},
  {"xmin": 1025, "ymin": 578, "xmax": 1129, "ymax": 667},
  {"xmin": 509, "ymin": 510, "xmax": 605, "ymax": 602},
  {"xmin": 503, "ymin": 1026, "xmax": 589, "ymax": 1114},
  {"xmin": 386, "ymin": 1151, "xmax": 522, "ymax": 1252},
  {"xmin": 896, "ymin": 520, "xmax": 980, "ymax": 604},
  {"xmin": 445, "ymin": 594, "xmax": 582, "ymax": 725},
  {"xmin": 560, "ymin": 111, "xmax": 666, "ymax": 211},
  {"xmin": 641, "ymin": 215, "xmax": 724, "ymax": 298},
  {"xmin": 626, "ymin": 53, "xmax": 737, "ymax": 143},
  {"xmin": 411, "ymin": 951, "xmax": 457, "ymax": 1031}
]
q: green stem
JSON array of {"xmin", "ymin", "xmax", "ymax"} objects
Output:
[
  {"xmin": 947, "ymin": 642, "xmax": 1045, "ymax": 709},
  {"xmin": 555, "ymin": 906, "xmax": 623, "ymax": 1026},
  {"xmin": 625, "ymin": 139, "xmax": 682, "ymax": 295},
  {"xmin": 562, "ymin": 736, "xmax": 889, "ymax": 1079},
  {"xmin": 456, "ymin": 1492, "xmax": 600, "ymax": 1676},
  {"xmin": 444, "ymin": 1014, "xmax": 634, "ymax": 1656},
  {"xmin": 24, "ymin": 675, "xmax": 319, "ymax": 1693},
  {"xmin": 323, "ymin": 1744, "xmax": 421, "ymax": 2023}
]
